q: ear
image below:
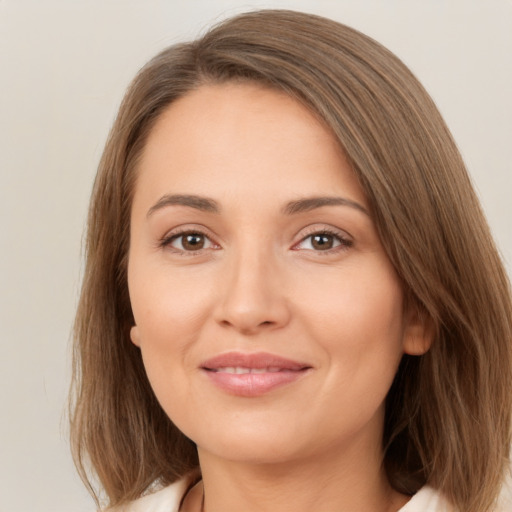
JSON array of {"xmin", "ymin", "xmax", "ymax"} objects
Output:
[
  {"xmin": 130, "ymin": 325, "xmax": 141, "ymax": 347},
  {"xmin": 402, "ymin": 306, "xmax": 435, "ymax": 356}
]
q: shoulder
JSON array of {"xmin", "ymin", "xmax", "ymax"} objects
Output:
[
  {"xmin": 106, "ymin": 479, "xmax": 189, "ymax": 512},
  {"xmin": 398, "ymin": 486, "xmax": 450, "ymax": 512},
  {"xmin": 100, "ymin": 479, "xmax": 512, "ymax": 512},
  {"xmin": 399, "ymin": 483, "xmax": 512, "ymax": 512}
]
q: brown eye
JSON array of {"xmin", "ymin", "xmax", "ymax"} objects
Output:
[
  {"xmin": 181, "ymin": 233, "xmax": 205, "ymax": 250},
  {"xmin": 311, "ymin": 234, "xmax": 335, "ymax": 250},
  {"xmin": 294, "ymin": 229, "xmax": 352, "ymax": 253},
  {"xmin": 166, "ymin": 231, "xmax": 215, "ymax": 252}
]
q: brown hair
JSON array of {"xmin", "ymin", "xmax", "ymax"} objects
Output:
[{"xmin": 70, "ymin": 9, "xmax": 512, "ymax": 511}]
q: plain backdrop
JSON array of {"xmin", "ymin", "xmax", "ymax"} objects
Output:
[{"xmin": 1, "ymin": 1, "xmax": 511, "ymax": 511}]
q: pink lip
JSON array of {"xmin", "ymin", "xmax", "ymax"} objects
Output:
[{"xmin": 200, "ymin": 352, "xmax": 311, "ymax": 397}]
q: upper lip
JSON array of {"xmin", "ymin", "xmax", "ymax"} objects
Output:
[{"xmin": 200, "ymin": 352, "xmax": 311, "ymax": 371}]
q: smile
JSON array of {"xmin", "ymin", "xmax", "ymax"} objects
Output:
[{"xmin": 200, "ymin": 352, "xmax": 311, "ymax": 397}]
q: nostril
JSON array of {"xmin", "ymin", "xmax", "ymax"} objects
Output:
[{"xmin": 219, "ymin": 318, "xmax": 275, "ymax": 329}]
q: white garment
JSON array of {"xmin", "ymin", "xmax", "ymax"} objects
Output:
[
  {"xmin": 111, "ymin": 479, "xmax": 188, "ymax": 512},
  {"xmin": 112, "ymin": 480, "xmax": 450, "ymax": 512}
]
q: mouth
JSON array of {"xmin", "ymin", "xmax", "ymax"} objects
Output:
[
  {"xmin": 200, "ymin": 352, "xmax": 312, "ymax": 397},
  {"xmin": 209, "ymin": 366, "xmax": 291, "ymax": 374}
]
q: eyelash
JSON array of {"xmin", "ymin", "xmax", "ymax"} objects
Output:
[
  {"xmin": 159, "ymin": 226, "xmax": 353, "ymax": 255},
  {"xmin": 159, "ymin": 228, "xmax": 220, "ymax": 256},
  {"xmin": 292, "ymin": 228, "xmax": 353, "ymax": 254}
]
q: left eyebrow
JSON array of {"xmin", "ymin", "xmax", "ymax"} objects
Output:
[{"xmin": 283, "ymin": 196, "xmax": 370, "ymax": 216}]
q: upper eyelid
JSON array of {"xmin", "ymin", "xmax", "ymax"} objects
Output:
[
  {"xmin": 295, "ymin": 223, "xmax": 353, "ymax": 241},
  {"xmin": 161, "ymin": 224, "xmax": 217, "ymax": 240}
]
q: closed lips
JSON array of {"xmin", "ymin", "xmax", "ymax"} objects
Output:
[{"xmin": 200, "ymin": 352, "xmax": 311, "ymax": 372}]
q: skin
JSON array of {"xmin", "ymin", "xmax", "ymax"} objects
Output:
[{"xmin": 128, "ymin": 83, "xmax": 431, "ymax": 512}]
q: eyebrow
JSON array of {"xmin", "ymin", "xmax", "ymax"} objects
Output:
[
  {"xmin": 147, "ymin": 194, "xmax": 220, "ymax": 217},
  {"xmin": 146, "ymin": 194, "xmax": 369, "ymax": 218},
  {"xmin": 283, "ymin": 196, "xmax": 369, "ymax": 216}
]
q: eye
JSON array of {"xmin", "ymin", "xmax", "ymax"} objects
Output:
[
  {"xmin": 161, "ymin": 230, "xmax": 218, "ymax": 252},
  {"xmin": 294, "ymin": 229, "xmax": 353, "ymax": 252}
]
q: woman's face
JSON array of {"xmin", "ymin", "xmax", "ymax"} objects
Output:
[{"xmin": 128, "ymin": 83, "xmax": 428, "ymax": 466}]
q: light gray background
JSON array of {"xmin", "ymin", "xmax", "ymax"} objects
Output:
[{"xmin": 1, "ymin": 1, "xmax": 511, "ymax": 511}]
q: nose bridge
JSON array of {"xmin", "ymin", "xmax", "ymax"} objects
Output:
[{"xmin": 216, "ymin": 238, "xmax": 289, "ymax": 333}]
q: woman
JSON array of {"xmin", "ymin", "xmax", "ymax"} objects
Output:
[{"xmin": 70, "ymin": 10, "xmax": 512, "ymax": 512}]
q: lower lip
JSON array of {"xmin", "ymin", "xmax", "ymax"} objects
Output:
[{"xmin": 202, "ymin": 369, "xmax": 309, "ymax": 397}]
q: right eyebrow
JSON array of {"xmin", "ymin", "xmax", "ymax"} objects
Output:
[{"xmin": 146, "ymin": 194, "xmax": 220, "ymax": 217}]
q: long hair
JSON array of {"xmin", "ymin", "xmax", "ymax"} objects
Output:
[{"xmin": 70, "ymin": 10, "xmax": 512, "ymax": 511}]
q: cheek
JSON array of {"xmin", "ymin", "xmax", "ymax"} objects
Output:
[
  {"xmin": 127, "ymin": 259, "xmax": 216, "ymax": 396},
  {"xmin": 128, "ymin": 269, "xmax": 216, "ymax": 434},
  {"xmin": 295, "ymin": 258, "xmax": 405, "ymax": 394},
  {"xmin": 129, "ymin": 258, "xmax": 214, "ymax": 341},
  {"xmin": 300, "ymin": 255, "xmax": 403, "ymax": 336}
]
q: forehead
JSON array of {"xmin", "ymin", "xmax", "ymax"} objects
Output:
[{"xmin": 134, "ymin": 82, "xmax": 366, "ymax": 209}]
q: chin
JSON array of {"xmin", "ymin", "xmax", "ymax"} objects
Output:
[
  {"xmin": 198, "ymin": 434, "xmax": 305, "ymax": 465},
  {"xmin": 189, "ymin": 415, "xmax": 339, "ymax": 467}
]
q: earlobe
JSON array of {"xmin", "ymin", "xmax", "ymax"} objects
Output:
[
  {"xmin": 403, "ymin": 309, "xmax": 435, "ymax": 356},
  {"xmin": 130, "ymin": 325, "xmax": 141, "ymax": 347}
]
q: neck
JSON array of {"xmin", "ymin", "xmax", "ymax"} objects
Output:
[{"xmin": 194, "ymin": 437, "xmax": 409, "ymax": 512}]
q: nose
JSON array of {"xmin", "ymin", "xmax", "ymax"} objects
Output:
[{"xmin": 214, "ymin": 248, "xmax": 291, "ymax": 335}]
